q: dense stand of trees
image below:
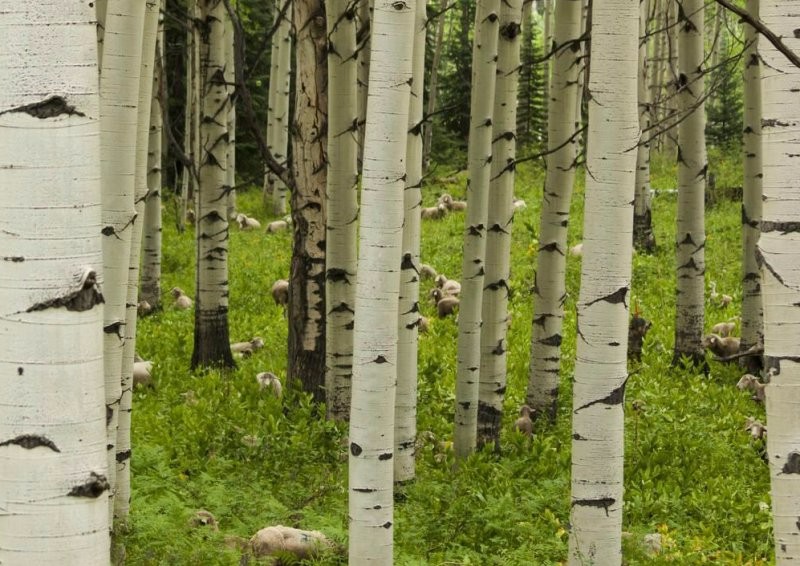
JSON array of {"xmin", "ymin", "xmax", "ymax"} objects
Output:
[{"xmin": 3, "ymin": 0, "xmax": 800, "ymax": 563}]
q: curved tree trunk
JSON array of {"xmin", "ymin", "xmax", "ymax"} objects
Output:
[
  {"xmin": 325, "ymin": 0, "xmax": 359, "ymax": 420},
  {"xmin": 454, "ymin": 0, "xmax": 500, "ymax": 459},
  {"xmin": 759, "ymin": 1, "xmax": 800, "ymax": 562},
  {"xmin": 272, "ymin": 1, "xmax": 293, "ymax": 215},
  {"xmin": 116, "ymin": 0, "xmax": 160, "ymax": 523},
  {"xmin": 633, "ymin": 0, "xmax": 655, "ymax": 253},
  {"xmin": 141, "ymin": 31, "xmax": 164, "ymax": 309},
  {"xmin": 191, "ymin": 0, "xmax": 235, "ymax": 370},
  {"xmin": 672, "ymin": 0, "xmax": 706, "ymax": 367},
  {"xmin": 422, "ymin": 0, "xmax": 449, "ymax": 172},
  {"xmin": 348, "ymin": 0, "xmax": 415, "ymax": 561},
  {"xmin": 0, "ymin": 3, "xmax": 109, "ymax": 561},
  {"xmin": 526, "ymin": 0, "xmax": 582, "ymax": 421},
  {"xmin": 395, "ymin": 0, "xmax": 427, "ymax": 482},
  {"xmin": 739, "ymin": 0, "xmax": 762, "ymax": 372},
  {"xmin": 99, "ymin": 0, "xmax": 147, "ymax": 518},
  {"xmin": 288, "ymin": 0, "xmax": 327, "ymax": 402},
  {"xmin": 477, "ymin": 0, "xmax": 523, "ymax": 449},
  {"xmin": 568, "ymin": 1, "xmax": 638, "ymax": 563}
]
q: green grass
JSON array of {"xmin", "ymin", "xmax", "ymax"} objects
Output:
[{"xmin": 122, "ymin": 148, "xmax": 771, "ymax": 564}]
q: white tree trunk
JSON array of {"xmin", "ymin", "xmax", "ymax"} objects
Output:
[
  {"xmin": 348, "ymin": 0, "xmax": 415, "ymax": 562},
  {"xmin": 356, "ymin": 0, "xmax": 373, "ymax": 170},
  {"xmin": 453, "ymin": 0, "xmax": 500, "ymax": 459},
  {"xmin": 477, "ymin": 0, "xmax": 522, "ymax": 448},
  {"xmin": 141, "ymin": 30, "xmax": 164, "ymax": 309},
  {"xmin": 191, "ymin": 0, "xmax": 235, "ymax": 369},
  {"xmin": 225, "ymin": 11, "xmax": 237, "ymax": 220},
  {"xmin": 99, "ymin": 0, "xmax": 146, "ymax": 518},
  {"xmin": 395, "ymin": 0, "xmax": 427, "ymax": 482},
  {"xmin": 633, "ymin": 0, "xmax": 655, "ymax": 253},
  {"xmin": 664, "ymin": 0, "xmax": 679, "ymax": 153},
  {"xmin": 542, "ymin": 0, "xmax": 552, "ymax": 109},
  {"xmin": 325, "ymin": 0, "xmax": 359, "ymax": 420},
  {"xmin": 179, "ymin": 11, "xmax": 194, "ymax": 232},
  {"xmin": 263, "ymin": 7, "xmax": 280, "ymax": 204},
  {"xmin": 759, "ymin": 1, "xmax": 800, "ymax": 562},
  {"xmin": 568, "ymin": 1, "xmax": 638, "ymax": 563},
  {"xmin": 740, "ymin": 0, "xmax": 762, "ymax": 369},
  {"xmin": 272, "ymin": 1, "xmax": 293, "ymax": 215},
  {"xmin": 673, "ymin": 0, "xmax": 706, "ymax": 366},
  {"xmin": 0, "ymin": 2, "xmax": 109, "ymax": 562},
  {"xmin": 526, "ymin": 0, "xmax": 582, "ymax": 420},
  {"xmin": 116, "ymin": 0, "xmax": 160, "ymax": 522}
]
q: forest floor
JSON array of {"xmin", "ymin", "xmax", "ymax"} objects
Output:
[{"xmin": 121, "ymin": 147, "xmax": 772, "ymax": 565}]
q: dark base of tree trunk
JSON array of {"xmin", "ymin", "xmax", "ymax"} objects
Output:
[
  {"xmin": 191, "ymin": 306, "xmax": 236, "ymax": 369},
  {"xmin": 671, "ymin": 349, "xmax": 709, "ymax": 375},
  {"xmin": 287, "ymin": 254, "xmax": 326, "ymax": 404},
  {"xmin": 633, "ymin": 209, "xmax": 656, "ymax": 254},
  {"xmin": 476, "ymin": 402, "xmax": 503, "ymax": 452}
]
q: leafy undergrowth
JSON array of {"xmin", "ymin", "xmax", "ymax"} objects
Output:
[{"xmin": 122, "ymin": 148, "xmax": 771, "ymax": 564}]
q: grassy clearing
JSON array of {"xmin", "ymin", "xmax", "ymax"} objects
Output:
[{"xmin": 122, "ymin": 148, "xmax": 771, "ymax": 564}]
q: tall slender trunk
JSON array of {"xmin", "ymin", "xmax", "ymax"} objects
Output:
[
  {"xmin": 99, "ymin": 0, "xmax": 147, "ymax": 519},
  {"xmin": 739, "ymin": 0, "xmax": 762, "ymax": 370},
  {"xmin": 759, "ymin": 1, "xmax": 800, "ymax": 561},
  {"xmin": 263, "ymin": 7, "xmax": 279, "ymax": 206},
  {"xmin": 348, "ymin": 1, "xmax": 415, "ymax": 560},
  {"xmin": 117, "ymin": 0, "xmax": 160, "ymax": 523},
  {"xmin": 288, "ymin": 0, "xmax": 327, "ymax": 402},
  {"xmin": 633, "ymin": 0, "xmax": 655, "ymax": 253},
  {"xmin": 395, "ymin": 0, "xmax": 427, "ymax": 482},
  {"xmin": 179, "ymin": 11, "xmax": 194, "ymax": 232},
  {"xmin": 272, "ymin": 1, "xmax": 293, "ymax": 215},
  {"xmin": 542, "ymin": 0, "xmax": 552, "ymax": 111},
  {"xmin": 355, "ymin": 0, "xmax": 372, "ymax": 170},
  {"xmin": 516, "ymin": 0, "xmax": 534, "ymax": 144},
  {"xmin": 453, "ymin": 0, "xmax": 500, "ymax": 459},
  {"xmin": 141, "ymin": 31, "xmax": 164, "ymax": 309},
  {"xmin": 0, "ymin": 3, "xmax": 109, "ymax": 561},
  {"xmin": 325, "ymin": 0, "xmax": 359, "ymax": 420},
  {"xmin": 191, "ymin": 0, "xmax": 235, "ymax": 369},
  {"xmin": 477, "ymin": 0, "xmax": 522, "ymax": 448},
  {"xmin": 672, "ymin": 0, "xmax": 706, "ymax": 367},
  {"xmin": 526, "ymin": 0, "xmax": 582, "ymax": 421},
  {"xmin": 568, "ymin": 1, "xmax": 638, "ymax": 562},
  {"xmin": 225, "ymin": 11, "xmax": 237, "ymax": 220},
  {"xmin": 664, "ymin": 0, "xmax": 679, "ymax": 153},
  {"xmin": 422, "ymin": 0, "xmax": 449, "ymax": 172},
  {"xmin": 649, "ymin": 0, "xmax": 666, "ymax": 150}
]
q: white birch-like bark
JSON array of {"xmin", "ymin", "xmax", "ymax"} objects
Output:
[
  {"xmin": 477, "ymin": 0, "xmax": 522, "ymax": 448},
  {"xmin": 263, "ymin": 10, "xmax": 279, "ymax": 204},
  {"xmin": 740, "ymin": 0, "xmax": 762, "ymax": 365},
  {"xmin": 526, "ymin": 0, "xmax": 582, "ymax": 420},
  {"xmin": 421, "ymin": 0, "xmax": 448, "ymax": 172},
  {"xmin": 179, "ymin": 11, "xmax": 194, "ymax": 232},
  {"xmin": 141, "ymin": 30, "xmax": 164, "ymax": 309},
  {"xmin": 272, "ymin": 1, "xmax": 293, "ymax": 215},
  {"xmin": 225, "ymin": 11, "xmax": 237, "ymax": 220},
  {"xmin": 325, "ymin": 0, "xmax": 359, "ymax": 420},
  {"xmin": 0, "ymin": 2, "xmax": 109, "ymax": 561},
  {"xmin": 454, "ymin": 0, "xmax": 500, "ymax": 459},
  {"xmin": 348, "ymin": 0, "xmax": 415, "ymax": 561},
  {"xmin": 99, "ymin": 0, "xmax": 146, "ymax": 518},
  {"xmin": 191, "ymin": 0, "xmax": 235, "ymax": 369},
  {"xmin": 116, "ymin": 0, "xmax": 160, "ymax": 522},
  {"xmin": 649, "ymin": 0, "xmax": 665, "ymax": 147},
  {"xmin": 633, "ymin": 0, "xmax": 655, "ymax": 253},
  {"xmin": 673, "ymin": 0, "xmax": 706, "ymax": 365},
  {"xmin": 664, "ymin": 0, "xmax": 679, "ymax": 153},
  {"xmin": 97, "ymin": 0, "xmax": 108, "ymax": 68},
  {"xmin": 758, "ymin": 2, "xmax": 800, "ymax": 562},
  {"xmin": 542, "ymin": 0, "xmax": 552, "ymax": 110},
  {"xmin": 568, "ymin": 1, "xmax": 638, "ymax": 563},
  {"xmin": 395, "ymin": 0, "xmax": 427, "ymax": 481}
]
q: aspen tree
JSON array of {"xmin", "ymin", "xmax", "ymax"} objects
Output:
[
  {"xmin": 191, "ymin": 0, "xmax": 235, "ymax": 369},
  {"xmin": 478, "ymin": 0, "xmax": 522, "ymax": 448},
  {"xmin": 568, "ymin": 0, "xmax": 639, "ymax": 562},
  {"xmin": 271, "ymin": 0, "xmax": 293, "ymax": 215},
  {"xmin": 422, "ymin": 0, "xmax": 449, "ymax": 172},
  {"xmin": 526, "ymin": 0, "xmax": 582, "ymax": 420},
  {"xmin": 348, "ymin": 0, "xmax": 415, "ymax": 561},
  {"xmin": 633, "ymin": 0, "xmax": 655, "ymax": 253},
  {"xmin": 672, "ymin": 0, "xmax": 706, "ymax": 367},
  {"xmin": 758, "ymin": 1, "xmax": 800, "ymax": 561},
  {"xmin": 396, "ymin": 0, "xmax": 427, "ymax": 481},
  {"xmin": 225, "ymin": 11, "xmax": 237, "ymax": 220},
  {"xmin": 454, "ymin": 0, "xmax": 500, "ymax": 459},
  {"xmin": 325, "ymin": 0, "xmax": 359, "ymax": 420},
  {"xmin": 0, "ymin": 2, "xmax": 109, "ymax": 561},
  {"xmin": 739, "ymin": 0, "xmax": 762, "ymax": 369}
]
